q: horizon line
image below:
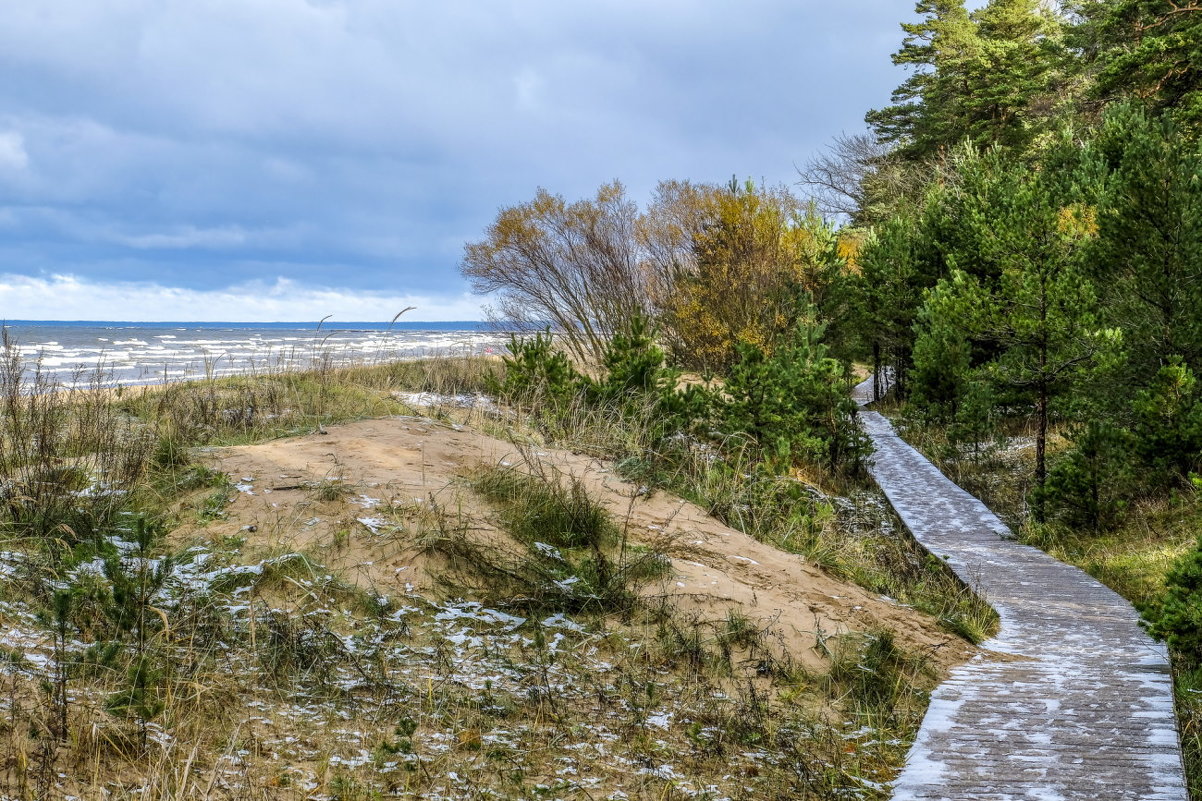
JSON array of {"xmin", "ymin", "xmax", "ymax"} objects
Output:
[{"xmin": 1, "ymin": 319, "xmax": 489, "ymax": 325}]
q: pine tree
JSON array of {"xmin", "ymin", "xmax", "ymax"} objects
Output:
[
  {"xmin": 867, "ymin": 0, "xmax": 981, "ymax": 159},
  {"xmin": 868, "ymin": 0, "xmax": 1067, "ymax": 161},
  {"xmin": 1075, "ymin": 0, "xmax": 1202, "ymax": 130},
  {"xmin": 1088, "ymin": 105, "xmax": 1202, "ymax": 381},
  {"xmin": 911, "ymin": 270, "xmax": 986, "ymax": 420},
  {"xmin": 966, "ymin": 0, "xmax": 1066, "ymax": 151},
  {"xmin": 100, "ymin": 516, "xmax": 172, "ymax": 752},
  {"xmin": 912, "ymin": 148, "xmax": 1113, "ymax": 515},
  {"xmin": 854, "ymin": 208, "xmax": 948, "ymax": 397},
  {"xmin": 722, "ymin": 307, "xmax": 867, "ymax": 473}
]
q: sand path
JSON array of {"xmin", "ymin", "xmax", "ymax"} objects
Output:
[{"xmin": 853, "ymin": 378, "xmax": 1188, "ymax": 800}]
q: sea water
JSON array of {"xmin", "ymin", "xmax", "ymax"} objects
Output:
[{"xmin": 0, "ymin": 321, "xmax": 509, "ymax": 388}]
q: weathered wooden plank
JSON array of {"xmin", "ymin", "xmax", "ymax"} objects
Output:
[{"xmin": 852, "ymin": 378, "xmax": 1188, "ymax": 801}]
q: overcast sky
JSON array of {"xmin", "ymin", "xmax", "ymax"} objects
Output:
[{"xmin": 0, "ymin": 1, "xmax": 917, "ymax": 321}]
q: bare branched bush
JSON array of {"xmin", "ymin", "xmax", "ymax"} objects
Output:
[
  {"xmin": 797, "ymin": 131, "xmax": 892, "ymax": 220},
  {"xmin": 462, "ymin": 182, "xmax": 652, "ymax": 364},
  {"xmin": 797, "ymin": 130, "xmax": 929, "ymax": 224}
]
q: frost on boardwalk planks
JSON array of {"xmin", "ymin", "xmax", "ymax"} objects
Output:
[{"xmin": 853, "ymin": 378, "xmax": 1188, "ymax": 801}]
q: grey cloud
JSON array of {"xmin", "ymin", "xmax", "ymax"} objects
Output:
[{"xmin": 0, "ymin": 0, "xmax": 913, "ymax": 314}]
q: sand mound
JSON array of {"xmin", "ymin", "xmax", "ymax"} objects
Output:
[{"xmin": 188, "ymin": 414, "xmax": 974, "ymax": 674}]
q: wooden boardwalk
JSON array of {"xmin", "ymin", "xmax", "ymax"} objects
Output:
[{"xmin": 853, "ymin": 379, "xmax": 1189, "ymax": 800}]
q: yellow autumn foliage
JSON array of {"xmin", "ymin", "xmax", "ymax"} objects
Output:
[
  {"xmin": 836, "ymin": 229, "xmax": 867, "ymax": 274},
  {"xmin": 1056, "ymin": 203, "xmax": 1099, "ymax": 240},
  {"xmin": 660, "ymin": 181, "xmax": 843, "ymax": 372}
]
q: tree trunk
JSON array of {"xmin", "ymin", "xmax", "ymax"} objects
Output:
[
  {"xmin": 1034, "ymin": 379, "xmax": 1048, "ymax": 524},
  {"xmin": 1034, "ymin": 274, "xmax": 1050, "ymax": 524},
  {"xmin": 872, "ymin": 341, "xmax": 882, "ymax": 401}
]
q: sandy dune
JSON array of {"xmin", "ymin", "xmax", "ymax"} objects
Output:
[{"xmin": 192, "ymin": 414, "xmax": 975, "ymax": 674}]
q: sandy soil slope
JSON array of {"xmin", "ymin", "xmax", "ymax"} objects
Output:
[{"xmin": 194, "ymin": 414, "xmax": 974, "ymax": 675}]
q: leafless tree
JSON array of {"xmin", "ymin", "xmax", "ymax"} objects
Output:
[
  {"xmin": 462, "ymin": 182, "xmax": 651, "ymax": 364},
  {"xmin": 797, "ymin": 131, "xmax": 899, "ymax": 222},
  {"xmin": 636, "ymin": 179, "xmax": 715, "ymax": 310}
]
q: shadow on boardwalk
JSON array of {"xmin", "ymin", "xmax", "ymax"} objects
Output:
[{"xmin": 853, "ymin": 378, "xmax": 1188, "ymax": 800}]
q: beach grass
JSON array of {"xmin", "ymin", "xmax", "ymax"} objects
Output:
[{"xmin": 0, "ymin": 338, "xmax": 990, "ymax": 800}]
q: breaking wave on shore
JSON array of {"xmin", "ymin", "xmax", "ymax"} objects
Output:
[{"xmin": 2, "ymin": 323, "xmax": 509, "ymax": 387}]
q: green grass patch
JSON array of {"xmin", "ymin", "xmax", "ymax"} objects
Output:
[
  {"xmin": 473, "ymin": 465, "xmax": 618, "ymax": 551},
  {"xmin": 416, "ymin": 464, "xmax": 670, "ymax": 615}
]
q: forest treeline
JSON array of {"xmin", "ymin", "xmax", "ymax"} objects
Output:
[
  {"xmin": 462, "ymin": 0, "xmax": 1202, "ymax": 532},
  {"xmin": 848, "ymin": 0, "xmax": 1202, "ymax": 534}
]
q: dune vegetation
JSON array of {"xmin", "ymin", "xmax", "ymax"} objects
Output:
[
  {"xmin": 5, "ymin": 0, "xmax": 1202, "ymax": 798},
  {"xmin": 0, "ymin": 328, "xmax": 1002, "ymax": 800}
]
